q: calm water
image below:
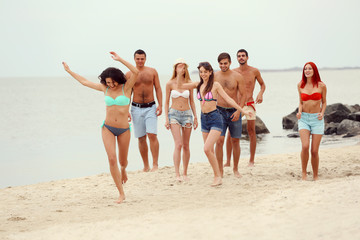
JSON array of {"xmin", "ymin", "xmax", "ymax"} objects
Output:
[{"xmin": 1, "ymin": 69, "xmax": 359, "ymax": 188}]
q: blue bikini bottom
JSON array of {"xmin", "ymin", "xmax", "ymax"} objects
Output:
[{"xmin": 103, "ymin": 123, "xmax": 130, "ymax": 136}]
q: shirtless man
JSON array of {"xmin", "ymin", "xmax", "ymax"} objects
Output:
[
  {"xmin": 233, "ymin": 49, "xmax": 265, "ymax": 166},
  {"xmin": 214, "ymin": 52, "xmax": 246, "ymax": 178},
  {"xmin": 126, "ymin": 49, "xmax": 163, "ymax": 172}
]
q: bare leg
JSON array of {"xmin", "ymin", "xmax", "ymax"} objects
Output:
[
  {"xmin": 224, "ymin": 132, "xmax": 232, "ymax": 167},
  {"xmin": 170, "ymin": 124, "xmax": 183, "ymax": 181},
  {"xmin": 102, "ymin": 128, "xmax": 125, "ymax": 203},
  {"xmin": 182, "ymin": 124, "xmax": 192, "ymax": 181},
  {"xmin": 299, "ymin": 129, "xmax": 310, "ymax": 180},
  {"xmin": 215, "ymin": 135, "xmax": 225, "ymax": 177},
  {"xmin": 247, "ymin": 120, "xmax": 257, "ymax": 166},
  {"xmin": 147, "ymin": 133, "xmax": 159, "ymax": 171},
  {"xmin": 117, "ymin": 129, "xmax": 131, "ymax": 184},
  {"xmin": 231, "ymin": 137, "xmax": 241, "ymax": 178},
  {"xmin": 138, "ymin": 135, "xmax": 150, "ymax": 172},
  {"xmin": 203, "ymin": 130, "xmax": 222, "ymax": 186},
  {"xmin": 311, "ymin": 134, "xmax": 323, "ymax": 181}
]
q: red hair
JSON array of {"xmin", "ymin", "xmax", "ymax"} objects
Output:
[{"xmin": 300, "ymin": 62, "xmax": 322, "ymax": 88}]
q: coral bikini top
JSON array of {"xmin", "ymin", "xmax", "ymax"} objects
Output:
[{"xmin": 301, "ymin": 92, "xmax": 322, "ymax": 101}]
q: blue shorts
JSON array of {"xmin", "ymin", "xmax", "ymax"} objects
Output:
[
  {"xmin": 298, "ymin": 112, "xmax": 324, "ymax": 135},
  {"xmin": 168, "ymin": 108, "xmax": 193, "ymax": 128},
  {"xmin": 217, "ymin": 106, "xmax": 242, "ymax": 138},
  {"xmin": 201, "ymin": 109, "xmax": 223, "ymax": 133},
  {"xmin": 131, "ymin": 104, "xmax": 157, "ymax": 138}
]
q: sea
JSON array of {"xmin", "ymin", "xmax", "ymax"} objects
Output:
[{"xmin": 1, "ymin": 69, "xmax": 359, "ymax": 188}]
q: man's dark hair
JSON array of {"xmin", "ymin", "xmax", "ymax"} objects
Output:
[
  {"xmin": 237, "ymin": 49, "xmax": 248, "ymax": 57},
  {"xmin": 217, "ymin": 52, "xmax": 231, "ymax": 63},
  {"xmin": 134, "ymin": 49, "xmax": 146, "ymax": 57}
]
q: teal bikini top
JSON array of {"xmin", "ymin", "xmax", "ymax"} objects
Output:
[{"xmin": 104, "ymin": 85, "xmax": 130, "ymax": 106}]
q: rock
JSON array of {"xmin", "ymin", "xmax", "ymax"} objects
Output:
[
  {"xmin": 337, "ymin": 119, "xmax": 360, "ymax": 135},
  {"xmin": 287, "ymin": 133, "xmax": 300, "ymax": 138},
  {"xmin": 324, "ymin": 122, "xmax": 339, "ymax": 135},
  {"xmin": 292, "ymin": 122, "xmax": 298, "ymax": 131},
  {"xmin": 346, "ymin": 104, "xmax": 360, "ymax": 113},
  {"xmin": 324, "ymin": 109, "xmax": 350, "ymax": 123},
  {"xmin": 343, "ymin": 133, "xmax": 356, "ymax": 138},
  {"xmin": 282, "ymin": 108, "xmax": 298, "ymax": 129},
  {"xmin": 242, "ymin": 116, "xmax": 270, "ymax": 135},
  {"xmin": 348, "ymin": 112, "xmax": 360, "ymax": 121},
  {"xmin": 325, "ymin": 103, "xmax": 351, "ymax": 115}
]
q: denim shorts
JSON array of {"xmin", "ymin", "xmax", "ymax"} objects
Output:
[
  {"xmin": 298, "ymin": 112, "xmax": 324, "ymax": 135},
  {"xmin": 168, "ymin": 108, "xmax": 193, "ymax": 128},
  {"xmin": 201, "ymin": 109, "xmax": 223, "ymax": 133},
  {"xmin": 131, "ymin": 104, "xmax": 157, "ymax": 138},
  {"xmin": 217, "ymin": 106, "xmax": 242, "ymax": 138}
]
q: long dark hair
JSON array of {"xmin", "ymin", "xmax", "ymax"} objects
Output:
[
  {"xmin": 98, "ymin": 67, "xmax": 127, "ymax": 85},
  {"xmin": 197, "ymin": 62, "xmax": 214, "ymax": 96},
  {"xmin": 300, "ymin": 62, "xmax": 322, "ymax": 88}
]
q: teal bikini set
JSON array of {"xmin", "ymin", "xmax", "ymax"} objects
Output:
[{"xmin": 102, "ymin": 85, "xmax": 131, "ymax": 136}]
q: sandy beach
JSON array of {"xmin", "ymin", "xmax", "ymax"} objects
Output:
[{"xmin": 1, "ymin": 144, "xmax": 360, "ymax": 240}]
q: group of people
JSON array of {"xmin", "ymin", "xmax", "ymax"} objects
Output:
[{"xmin": 62, "ymin": 49, "xmax": 327, "ymax": 203}]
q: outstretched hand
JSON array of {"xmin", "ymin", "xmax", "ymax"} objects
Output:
[
  {"xmin": 255, "ymin": 94, "xmax": 263, "ymax": 104},
  {"xmin": 62, "ymin": 62, "xmax": 70, "ymax": 72},
  {"xmin": 231, "ymin": 110, "xmax": 241, "ymax": 122},
  {"xmin": 110, "ymin": 51, "xmax": 120, "ymax": 61}
]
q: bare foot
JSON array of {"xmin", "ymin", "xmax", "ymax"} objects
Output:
[
  {"xmin": 143, "ymin": 167, "xmax": 150, "ymax": 172},
  {"xmin": 302, "ymin": 173, "xmax": 307, "ymax": 180},
  {"xmin": 151, "ymin": 165, "xmax": 158, "ymax": 172},
  {"xmin": 233, "ymin": 170, "xmax": 242, "ymax": 178},
  {"xmin": 313, "ymin": 176, "xmax": 319, "ymax": 181},
  {"xmin": 183, "ymin": 175, "xmax": 190, "ymax": 182},
  {"xmin": 115, "ymin": 194, "xmax": 125, "ymax": 204},
  {"xmin": 211, "ymin": 177, "xmax": 222, "ymax": 187},
  {"xmin": 248, "ymin": 161, "xmax": 254, "ymax": 167},
  {"xmin": 121, "ymin": 168, "xmax": 128, "ymax": 184},
  {"xmin": 176, "ymin": 176, "xmax": 183, "ymax": 182},
  {"xmin": 224, "ymin": 162, "xmax": 231, "ymax": 167}
]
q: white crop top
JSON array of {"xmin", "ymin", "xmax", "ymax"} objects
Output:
[{"xmin": 170, "ymin": 89, "xmax": 190, "ymax": 99}]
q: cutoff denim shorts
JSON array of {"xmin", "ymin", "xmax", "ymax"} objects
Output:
[
  {"xmin": 168, "ymin": 108, "xmax": 193, "ymax": 128},
  {"xmin": 217, "ymin": 106, "xmax": 242, "ymax": 138},
  {"xmin": 298, "ymin": 112, "xmax": 324, "ymax": 135},
  {"xmin": 201, "ymin": 109, "xmax": 223, "ymax": 133}
]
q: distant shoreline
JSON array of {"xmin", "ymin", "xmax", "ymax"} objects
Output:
[
  {"xmin": 192, "ymin": 66, "xmax": 360, "ymax": 74},
  {"xmin": 260, "ymin": 66, "xmax": 360, "ymax": 73}
]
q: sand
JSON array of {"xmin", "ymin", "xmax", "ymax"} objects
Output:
[{"xmin": 1, "ymin": 144, "xmax": 360, "ymax": 240}]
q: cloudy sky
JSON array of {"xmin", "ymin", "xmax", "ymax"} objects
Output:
[{"xmin": 0, "ymin": 0, "xmax": 359, "ymax": 77}]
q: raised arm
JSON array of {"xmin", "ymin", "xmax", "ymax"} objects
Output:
[
  {"xmin": 255, "ymin": 69, "xmax": 266, "ymax": 104},
  {"xmin": 110, "ymin": 51, "xmax": 139, "ymax": 92},
  {"xmin": 177, "ymin": 79, "xmax": 199, "ymax": 90},
  {"xmin": 62, "ymin": 62, "xmax": 105, "ymax": 91}
]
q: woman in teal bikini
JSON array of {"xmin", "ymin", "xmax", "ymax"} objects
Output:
[
  {"xmin": 178, "ymin": 62, "xmax": 252, "ymax": 186},
  {"xmin": 62, "ymin": 52, "xmax": 139, "ymax": 203}
]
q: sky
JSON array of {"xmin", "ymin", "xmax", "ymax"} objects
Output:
[{"xmin": 0, "ymin": 0, "xmax": 359, "ymax": 77}]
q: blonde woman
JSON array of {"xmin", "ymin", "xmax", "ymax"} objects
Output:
[{"xmin": 164, "ymin": 58, "xmax": 198, "ymax": 181}]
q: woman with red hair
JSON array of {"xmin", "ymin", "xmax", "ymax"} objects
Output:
[{"xmin": 296, "ymin": 62, "xmax": 327, "ymax": 181}]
